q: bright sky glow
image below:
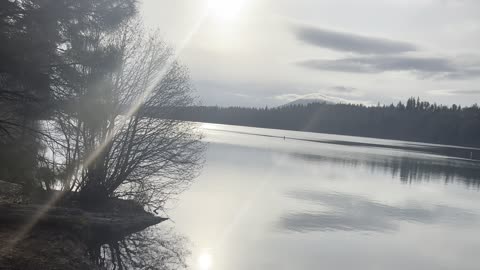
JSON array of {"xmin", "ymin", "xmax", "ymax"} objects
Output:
[
  {"xmin": 207, "ymin": 0, "xmax": 248, "ymax": 22},
  {"xmin": 142, "ymin": 0, "xmax": 480, "ymax": 108}
]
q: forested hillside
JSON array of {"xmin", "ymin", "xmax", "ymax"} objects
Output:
[{"xmin": 163, "ymin": 97, "xmax": 480, "ymax": 147}]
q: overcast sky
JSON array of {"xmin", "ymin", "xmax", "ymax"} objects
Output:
[{"xmin": 141, "ymin": 0, "xmax": 480, "ymax": 107}]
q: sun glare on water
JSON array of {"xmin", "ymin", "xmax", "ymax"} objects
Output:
[
  {"xmin": 207, "ymin": 0, "xmax": 248, "ymax": 22},
  {"xmin": 198, "ymin": 252, "xmax": 213, "ymax": 269}
]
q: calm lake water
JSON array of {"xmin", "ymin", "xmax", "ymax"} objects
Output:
[{"xmin": 168, "ymin": 123, "xmax": 480, "ymax": 270}]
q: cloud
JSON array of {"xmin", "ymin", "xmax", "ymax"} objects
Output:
[
  {"xmin": 277, "ymin": 191, "xmax": 477, "ymax": 233},
  {"xmin": 442, "ymin": 68, "xmax": 480, "ymax": 79},
  {"xmin": 298, "ymin": 55, "xmax": 454, "ymax": 73},
  {"xmin": 428, "ymin": 89, "xmax": 480, "ymax": 96},
  {"xmin": 291, "ymin": 24, "xmax": 480, "ymax": 80},
  {"xmin": 330, "ymin": 86, "xmax": 357, "ymax": 93},
  {"xmin": 297, "ymin": 55, "xmax": 480, "ymax": 79},
  {"xmin": 292, "ymin": 24, "xmax": 417, "ymax": 54},
  {"xmin": 232, "ymin": 93, "xmax": 252, "ymax": 98}
]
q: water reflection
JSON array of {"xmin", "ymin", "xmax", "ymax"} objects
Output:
[
  {"xmin": 279, "ymin": 190, "xmax": 478, "ymax": 233},
  {"xmin": 172, "ymin": 126, "xmax": 480, "ymax": 270},
  {"xmin": 301, "ymin": 139, "xmax": 480, "ymax": 161},
  {"xmin": 89, "ymin": 226, "xmax": 189, "ymax": 270},
  {"xmin": 291, "ymin": 152, "xmax": 480, "ymax": 187}
]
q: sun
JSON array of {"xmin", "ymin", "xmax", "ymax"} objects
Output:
[{"xmin": 207, "ymin": 0, "xmax": 248, "ymax": 22}]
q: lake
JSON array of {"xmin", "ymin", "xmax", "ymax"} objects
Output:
[{"xmin": 168, "ymin": 123, "xmax": 480, "ymax": 270}]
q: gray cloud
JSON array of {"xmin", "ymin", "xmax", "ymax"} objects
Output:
[
  {"xmin": 428, "ymin": 89, "xmax": 480, "ymax": 95},
  {"xmin": 298, "ymin": 55, "xmax": 454, "ymax": 73},
  {"xmin": 442, "ymin": 68, "xmax": 480, "ymax": 79},
  {"xmin": 447, "ymin": 89, "xmax": 480, "ymax": 95},
  {"xmin": 278, "ymin": 191, "xmax": 477, "ymax": 233},
  {"xmin": 330, "ymin": 86, "xmax": 356, "ymax": 93},
  {"xmin": 293, "ymin": 24, "xmax": 417, "ymax": 54},
  {"xmin": 297, "ymin": 55, "xmax": 480, "ymax": 79}
]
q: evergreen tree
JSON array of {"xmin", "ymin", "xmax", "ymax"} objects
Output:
[{"xmin": 0, "ymin": 0, "xmax": 137, "ymax": 187}]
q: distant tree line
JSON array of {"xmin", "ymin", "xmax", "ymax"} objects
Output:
[{"xmin": 162, "ymin": 97, "xmax": 480, "ymax": 147}]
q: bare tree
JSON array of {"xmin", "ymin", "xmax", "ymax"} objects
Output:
[{"xmin": 45, "ymin": 19, "xmax": 205, "ymax": 211}]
